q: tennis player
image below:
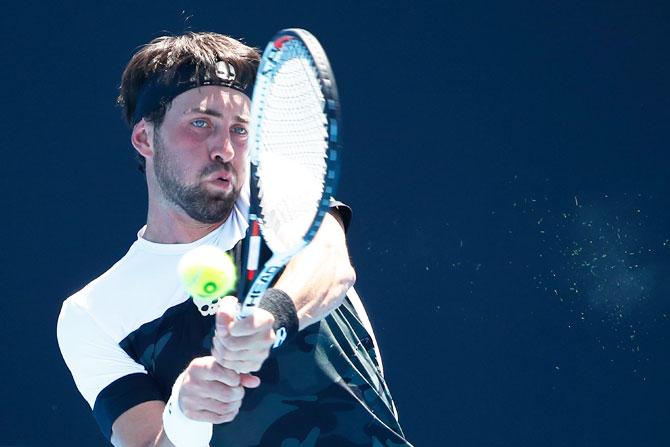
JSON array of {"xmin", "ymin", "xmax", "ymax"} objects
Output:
[{"xmin": 57, "ymin": 31, "xmax": 412, "ymax": 446}]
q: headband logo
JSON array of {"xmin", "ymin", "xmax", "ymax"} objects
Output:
[{"xmin": 216, "ymin": 61, "xmax": 236, "ymax": 82}]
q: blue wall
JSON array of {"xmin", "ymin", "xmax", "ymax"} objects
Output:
[{"xmin": 1, "ymin": 1, "xmax": 668, "ymax": 445}]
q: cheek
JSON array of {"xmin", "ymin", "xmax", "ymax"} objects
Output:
[
  {"xmin": 161, "ymin": 120, "xmax": 209, "ymax": 146},
  {"xmin": 232, "ymin": 153, "xmax": 248, "ymax": 180},
  {"xmin": 176, "ymin": 128, "xmax": 210, "ymax": 146}
]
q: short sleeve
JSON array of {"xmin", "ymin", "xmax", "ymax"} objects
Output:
[
  {"xmin": 329, "ymin": 198, "xmax": 352, "ymax": 232},
  {"xmin": 57, "ymin": 300, "xmax": 162, "ymax": 439}
]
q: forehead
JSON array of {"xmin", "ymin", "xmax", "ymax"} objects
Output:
[{"xmin": 169, "ymin": 85, "xmax": 251, "ymax": 116}]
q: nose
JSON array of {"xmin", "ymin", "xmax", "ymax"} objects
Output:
[{"xmin": 210, "ymin": 132, "xmax": 235, "ymax": 164}]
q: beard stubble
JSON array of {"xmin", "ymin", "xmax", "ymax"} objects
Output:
[{"xmin": 153, "ymin": 131, "xmax": 240, "ymax": 224}]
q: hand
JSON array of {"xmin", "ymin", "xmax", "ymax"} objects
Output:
[
  {"xmin": 211, "ymin": 296, "xmax": 276, "ymax": 373},
  {"xmin": 178, "ymin": 356, "xmax": 260, "ymax": 424}
]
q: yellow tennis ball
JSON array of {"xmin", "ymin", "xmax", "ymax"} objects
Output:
[{"xmin": 177, "ymin": 245, "xmax": 237, "ymax": 299}]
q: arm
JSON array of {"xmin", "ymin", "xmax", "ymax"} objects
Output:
[
  {"xmin": 57, "ymin": 290, "xmax": 262, "ymax": 447},
  {"xmin": 274, "ymin": 209, "xmax": 357, "ymax": 330},
  {"xmin": 111, "ymin": 357, "xmax": 261, "ymax": 447},
  {"xmin": 111, "ymin": 401, "xmax": 171, "ymax": 447},
  {"xmin": 212, "ymin": 209, "xmax": 356, "ymax": 372}
]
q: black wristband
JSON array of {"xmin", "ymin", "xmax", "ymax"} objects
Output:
[{"xmin": 258, "ymin": 288, "xmax": 299, "ymax": 349}]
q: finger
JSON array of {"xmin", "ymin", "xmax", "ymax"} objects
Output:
[
  {"xmin": 214, "ymin": 346, "xmax": 266, "ymax": 363},
  {"xmin": 199, "ymin": 396, "xmax": 243, "ymax": 415},
  {"xmin": 228, "ymin": 308, "xmax": 275, "ymax": 337},
  {"xmin": 240, "ymin": 373, "xmax": 261, "ymax": 388},
  {"xmin": 181, "ymin": 376, "xmax": 245, "ymax": 406},
  {"xmin": 217, "ymin": 358, "xmax": 263, "ymax": 374},
  {"xmin": 181, "ymin": 392, "xmax": 243, "ymax": 415},
  {"xmin": 191, "ymin": 357, "xmax": 243, "ymax": 387},
  {"xmin": 215, "ymin": 296, "xmax": 239, "ymax": 333},
  {"xmin": 204, "ymin": 380, "xmax": 245, "ymax": 403},
  {"xmin": 215, "ymin": 329, "xmax": 275, "ymax": 352},
  {"xmin": 183, "ymin": 407, "xmax": 240, "ymax": 424},
  {"xmin": 211, "ymin": 339, "xmax": 268, "ymax": 370}
]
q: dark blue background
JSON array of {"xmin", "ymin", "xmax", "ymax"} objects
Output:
[{"xmin": 1, "ymin": 1, "xmax": 668, "ymax": 445}]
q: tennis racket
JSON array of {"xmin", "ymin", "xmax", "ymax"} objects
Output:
[{"xmin": 236, "ymin": 28, "xmax": 342, "ymax": 323}]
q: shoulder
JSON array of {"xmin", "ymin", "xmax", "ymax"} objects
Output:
[
  {"xmin": 58, "ymin": 242, "xmax": 190, "ymax": 344},
  {"xmin": 56, "ymin": 241, "xmax": 189, "ymax": 409}
]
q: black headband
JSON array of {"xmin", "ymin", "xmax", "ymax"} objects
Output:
[{"xmin": 131, "ymin": 61, "xmax": 253, "ymax": 125}]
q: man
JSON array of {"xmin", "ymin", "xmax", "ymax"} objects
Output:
[{"xmin": 58, "ymin": 31, "xmax": 411, "ymax": 446}]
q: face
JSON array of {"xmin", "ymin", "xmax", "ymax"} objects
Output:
[{"xmin": 148, "ymin": 86, "xmax": 250, "ymax": 224}]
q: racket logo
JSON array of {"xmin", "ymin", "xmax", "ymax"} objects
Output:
[
  {"xmin": 273, "ymin": 327, "xmax": 287, "ymax": 348},
  {"xmin": 261, "ymin": 36, "xmax": 296, "ymax": 76},
  {"xmin": 216, "ymin": 61, "xmax": 237, "ymax": 82},
  {"xmin": 273, "ymin": 35, "xmax": 294, "ymax": 49},
  {"xmin": 246, "ymin": 266, "xmax": 281, "ymax": 303}
]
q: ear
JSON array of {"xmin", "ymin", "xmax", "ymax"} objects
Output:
[{"xmin": 131, "ymin": 119, "xmax": 154, "ymax": 158}]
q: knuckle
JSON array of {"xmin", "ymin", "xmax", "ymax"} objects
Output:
[
  {"xmin": 231, "ymin": 385, "xmax": 245, "ymax": 401},
  {"xmin": 222, "ymin": 369, "xmax": 241, "ymax": 387},
  {"xmin": 182, "ymin": 408, "xmax": 197, "ymax": 419},
  {"xmin": 234, "ymin": 363, "xmax": 251, "ymax": 374},
  {"xmin": 220, "ymin": 385, "xmax": 243, "ymax": 402},
  {"xmin": 222, "ymin": 337, "xmax": 240, "ymax": 351},
  {"xmin": 219, "ymin": 411, "xmax": 237, "ymax": 423},
  {"xmin": 246, "ymin": 361, "xmax": 262, "ymax": 373}
]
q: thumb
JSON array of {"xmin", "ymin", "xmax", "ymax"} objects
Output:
[
  {"xmin": 240, "ymin": 373, "xmax": 261, "ymax": 389},
  {"xmin": 215, "ymin": 295, "xmax": 240, "ymax": 332}
]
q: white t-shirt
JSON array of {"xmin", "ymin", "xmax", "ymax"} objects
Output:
[
  {"xmin": 57, "ymin": 196, "xmax": 248, "ymax": 409},
  {"xmin": 56, "ymin": 195, "xmax": 402, "ymax": 445}
]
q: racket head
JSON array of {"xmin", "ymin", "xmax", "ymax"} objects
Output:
[{"xmin": 237, "ymin": 28, "xmax": 342, "ymax": 301}]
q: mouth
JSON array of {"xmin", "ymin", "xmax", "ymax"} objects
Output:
[{"xmin": 206, "ymin": 171, "xmax": 234, "ymax": 190}]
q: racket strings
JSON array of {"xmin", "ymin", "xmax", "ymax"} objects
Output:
[{"xmin": 255, "ymin": 39, "xmax": 329, "ymax": 253}]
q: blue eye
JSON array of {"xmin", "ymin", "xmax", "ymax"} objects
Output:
[
  {"xmin": 232, "ymin": 126, "xmax": 248, "ymax": 135},
  {"xmin": 191, "ymin": 119, "xmax": 209, "ymax": 128}
]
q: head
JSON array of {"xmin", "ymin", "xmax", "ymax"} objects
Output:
[
  {"xmin": 118, "ymin": 32, "xmax": 259, "ymax": 225},
  {"xmin": 118, "ymin": 32, "xmax": 260, "ymax": 172}
]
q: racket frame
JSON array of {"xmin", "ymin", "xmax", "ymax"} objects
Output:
[{"xmin": 237, "ymin": 28, "xmax": 342, "ymax": 317}]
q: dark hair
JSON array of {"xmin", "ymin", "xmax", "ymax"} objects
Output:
[{"xmin": 117, "ymin": 32, "xmax": 260, "ymax": 172}]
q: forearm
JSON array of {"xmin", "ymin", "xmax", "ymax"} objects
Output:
[
  {"xmin": 111, "ymin": 401, "xmax": 176, "ymax": 447},
  {"xmin": 111, "ymin": 356, "xmax": 257, "ymax": 447},
  {"xmin": 113, "ymin": 424, "xmax": 183, "ymax": 447},
  {"xmin": 273, "ymin": 210, "xmax": 356, "ymax": 330}
]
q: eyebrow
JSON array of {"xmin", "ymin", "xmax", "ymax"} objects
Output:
[{"xmin": 184, "ymin": 107, "xmax": 249, "ymax": 123}]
